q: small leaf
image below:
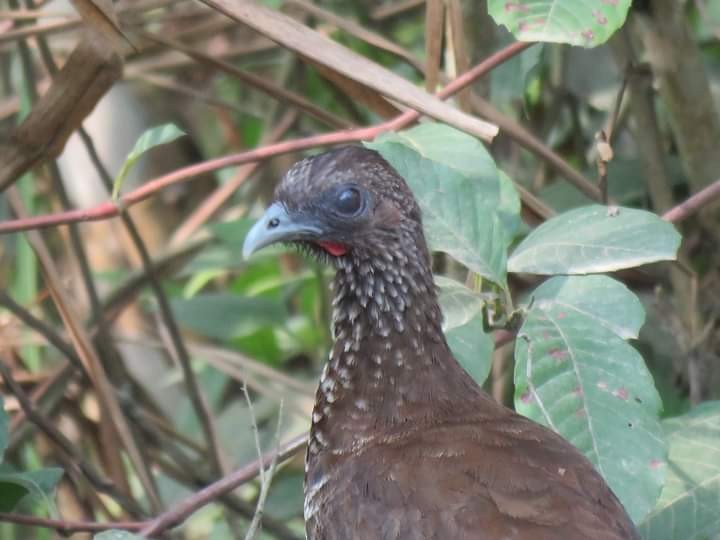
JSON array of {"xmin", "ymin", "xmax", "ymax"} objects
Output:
[
  {"xmin": 367, "ymin": 123, "xmax": 508, "ymax": 285},
  {"xmin": 488, "ymin": 0, "xmax": 632, "ymax": 48},
  {"xmin": 446, "ymin": 316, "xmax": 493, "ymax": 386},
  {"xmin": 0, "ymin": 467, "xmax": 63, "ymax": 512},
  {"xmin": 170, "ymin": 293, "xmax": 286, "ymax": 341},
  {"xmin": 508, "ymin": 205, "xmax": 681, "ymax": 275},
  {"xmin": 639, "ymin": 402, "xmax": 720, "ymax": 540},
  {"xmin": 531, "ymin": 275, "xmax": 645, "ymax": 339},
  {"xmin": 515, "ymin": 276, "xmax": 666, "ymax": 522},
  {"xmin": 437, "ymin": 277, "xmax": 493, "ymax": 385},
  {"xmin": 0, "ymin": 480, "xmax": 29, "ymax": 512},
  {"xmin": 436, "ymin": 276, "xmax": 486, "ymax": 330},
  {"xmin": 112, "ymin": 123, "xmax": 185, "ymax": 199}
]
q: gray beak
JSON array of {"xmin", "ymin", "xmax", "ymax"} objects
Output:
[{"xmin": 242, "ymin": 202, "xmax": 323, "ymax": 259}]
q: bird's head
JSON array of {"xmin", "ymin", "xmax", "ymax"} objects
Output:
[{"xmin": 242, "ymin": 146, "xmax": 425, "ymax": 263}]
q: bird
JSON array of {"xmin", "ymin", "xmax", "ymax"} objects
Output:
[{"xmin": 242, "ymin": 146, "xmax": 640, "ymax": 540}]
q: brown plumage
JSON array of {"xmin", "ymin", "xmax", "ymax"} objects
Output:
[{"xmin": 243, "ymin": 146, "xmax": 639, "ymax": 540}]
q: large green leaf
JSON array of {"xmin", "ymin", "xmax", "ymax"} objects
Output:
[
  {"xmin": 515, "ymin": 276, "xmax": 666, "ymax": 523},
  {"xmin": 170, "ymin": 293, "xmax": 286, "ymax": 341},
  {"xmin": 487, "ymin": 0, "xmax": 632, "ymax": 47},
  {"xmin": 639, "ymin": 402, "xmax": 720, "ymax": 540},
  {"xmin": 436, "ymin": 277, "xmax": 493, "ymax": 385},
  {"xmin": 367, "ymin": 123, "xmax": 509, "ymax": 285},
  {"xmin": 508, "ymin": 205, "xmax": 681, "ymax": 275}
]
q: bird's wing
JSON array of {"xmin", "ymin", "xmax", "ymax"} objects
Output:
[{"xmin": 307, "ymin": 415, "xmax": 639, "ymax": 540}]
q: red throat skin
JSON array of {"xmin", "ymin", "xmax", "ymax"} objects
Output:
[{"xmin": 317, "ymin": 241, "xmax": 349, "ymax": 257}]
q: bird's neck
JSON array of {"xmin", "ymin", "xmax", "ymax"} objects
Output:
[{"xmin": 308, "ymin": 238, "xmax": 481, "ymax": 457}]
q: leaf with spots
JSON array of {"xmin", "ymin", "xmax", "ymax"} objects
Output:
[
  {"xmin": 514, "ymin": 275, "xmax": 666, "ymax": 523},
  {"xmin": 508, "ymin": 205, "xmax": 681, "ymax": 275},
  {"xmin": 436, "ymin": 277, "xmax": 493, "ymax": 385},
  {"xmin": 367, "ymin": 123, "xmax": 512, "ymax": 286},
  {"xmin": 487, "ymin": 0, "xmax": 632, "ymax": 48},
  {"xmin": 531, "ymin": 275, "xmax": 645, "ymax": 339},
  {"xmin": 639, "ymin": 401, "xmax": 720, "ymax": 540}
]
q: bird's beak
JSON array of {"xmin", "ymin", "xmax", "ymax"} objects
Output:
[{"xmin": 242, "ymin": 202, "xmax": 323, "ymax": 259}]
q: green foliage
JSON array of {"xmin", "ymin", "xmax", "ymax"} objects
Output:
[
  {"xmin": 639, "ymin": 401, "xmax": 720, "ymax": 539},
  {"xmin": 514, "ymin": 276, "xmax": 666, "ymax": 522},
  {"xmin": 366, "ymin": 122, "xmax": 705, "ymax": 530},
  {"xmin": 508, "ymin": 205, "xmax": 682, "ymax": 274},
  {"xmin": 488, "ymin": 0, "xmax": 632, "ymax": 47},
  {"xmin": 111, "ymin": 123, "xmax": 186, "ymax": 199},
  {"xmin": 170, "ymin": 294, "xmax": 287, "ymax": 341},
  {"xmin": 366, "ymin": 123, "xmax": 510, "ymax": 286},
  {"xmin": 436, "ymin": 276, "xmax": 493, "ymax": 384}
]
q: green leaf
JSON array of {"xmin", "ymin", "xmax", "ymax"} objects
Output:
[
  {"xmin": 639, "ymin": 402, "xmax": 720, "ymax": 540},
  {"xmin": 170, "ymin": 293, "xmax": 286, "ymax": 341},
  {"xmin": 210, "ymin": 218, "xmax": 255, "ymax": 247},
  {"xmin": 371, "ymin": 123, "xmax": 500, "ymax": 181},
  {"xmin": 0, "ymin": 480, "xmax": 28, "ymax": 512},
  {"xmin": 446, "ymin": 316, "xmax": 493, "ymax": 386},
  {"xmin": 487, "ymin": 0, "xmax": 632, "ymax": 48},
  {"xmin": 436, "ymin": 276, "xmax": 486, "ymax": 330},
  {"xmin": 497, "ymin": 170, "xmax": 521, "ymax": 242},
  {"xmin": 366, "ymin": 123, "xmax": 508, "ymax": 285},
  {"xmin": 94, "ymin": 531, "xmax": 145, "ymax": 540},
  {"xmin": 508, "ymin": 205, "xmax": 681, "ymax": 275},
  {"xmin": 515, "ymin": 276, "xmax": 666, "ymax": 523},
  {"xmin": 490, "ymin": 31, "xmax": 543, "ymax": 109},
  {"xmin": 0, "ymin": 395, "xmax": 8, "ymax": 461},
  {"xmin": 112, "ymin": 123, "xmax": 185, "ymax": 199},
  {"xmin": 0, "ymin": 467, "xmax": 63, "ymax": 512},
  {"xmin": 531, "ymin": 275, "xmax": 645, "ymax": 339},
  {"xmin": 437, "ymin": 277, "xmax": 493, "ymax": 385}
]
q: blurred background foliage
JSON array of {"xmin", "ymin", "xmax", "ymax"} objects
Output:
[{"xmin": 0, "ymin": 0, "xmax": 719, "ymax": 538}]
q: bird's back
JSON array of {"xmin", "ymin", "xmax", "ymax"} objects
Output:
[{"xmin": 306, "ymin": 396, "xmax": 639, "ymax": 540}]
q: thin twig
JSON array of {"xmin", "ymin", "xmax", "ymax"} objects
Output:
[
  {"xmin": 170, "ymin": 110, "xmax": 298, "ymax": 245},
  {"xmin": 6, "ymin": 189, "xmax": 160, "ymax": 513},
  {"xmin": 244, "ymin": 390, "xmax": 284, "ymax": 540},
  {"xmin": 139, "ymin": 433, "xmax": 307, "ymax": 537},
  {"xmin": 0, "ymin": 356, "xmax": 146, "ymax": 516},
  {"xmin": 0, "ymin": 292, "xmax": 83, "ymax": 370},
  {"xmin": 0, "ymin": 512, "xmax": 147, "ymax": 534},
  {"xmin": 663, "ymin": 177, "xmax": 720, "ymax": 223}
]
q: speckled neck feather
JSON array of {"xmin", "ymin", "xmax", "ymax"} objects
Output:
[{"xmin": 307, "ymin": 216, "xmax": 479, "ymax": 458}]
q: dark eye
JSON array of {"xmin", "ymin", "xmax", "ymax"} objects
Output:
[{"xmin": 335, "ymin": 187, "xmax": 363, "ymax": 215}]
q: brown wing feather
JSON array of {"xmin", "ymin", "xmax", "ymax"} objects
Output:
[{"xmin": 306, "ymin": 414, "xmax": 639, "ymax": 540}]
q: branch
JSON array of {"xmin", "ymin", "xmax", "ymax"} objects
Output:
[
  {"xmin": 0, "ymin": 513, "xmax": 147, "ymax": 535},
  {"xmin": 663, "ymin": 178, "xmax": 720, "ymax": 223},
  {"xmin": 0, "ymin": 41, "xmax": 532, "ymax": 236},
  {"xmin": 139, "ymin": 433, "xmax": 307, "ymax": 537}
]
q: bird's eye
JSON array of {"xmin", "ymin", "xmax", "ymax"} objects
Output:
[{"xmin": 335, "ymin": 187, "xmax": 363, "ymax": 215}]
